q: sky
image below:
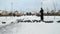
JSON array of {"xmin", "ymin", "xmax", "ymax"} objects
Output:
[{"xmin": 0, "ymin": 0, "xmax": 60, "ymax": 12}]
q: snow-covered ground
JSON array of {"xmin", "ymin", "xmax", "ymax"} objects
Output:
[{"xmin": 0, "ymin": 16, "xmax": 60, "ymax": 34}]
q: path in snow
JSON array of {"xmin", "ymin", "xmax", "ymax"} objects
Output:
[{"xmin": 0, "ymin": 23, "xmax": 60, "ymax": 34}]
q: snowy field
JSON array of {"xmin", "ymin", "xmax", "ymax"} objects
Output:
[{"xmin": 0, "ymin": 16, "xmax": 60, "ymax": 34}]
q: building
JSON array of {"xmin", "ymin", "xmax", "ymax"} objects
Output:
[
  {"xmin": 1, "ymin": 10, "xmax": 9, "ymax": 16},
  {"xmin": 13, "ymin": 10, "xmax": 24, "ymax": 16}
]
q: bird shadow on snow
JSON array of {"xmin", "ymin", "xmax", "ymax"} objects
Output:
[{"xmin": 57, "ymin": 20, "xmax": 60, "ymax": 23}]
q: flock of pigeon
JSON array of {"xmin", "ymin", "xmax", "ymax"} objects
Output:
[
  {"xmin": 1, "ymin": 18, "xmax": 60, "ymax": 25},
  {"xmin": 0, "ymin": 16, "xmax": 60, "ymax": 25}
]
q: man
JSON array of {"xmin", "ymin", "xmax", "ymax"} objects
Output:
[{"xmin": 40, "ymin": 8, "xmax": 44, "ymax": 21}]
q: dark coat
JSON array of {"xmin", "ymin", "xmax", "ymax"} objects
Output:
[{"xmin": 40, "ymin": 8, "xmax": 44, "ymax": 13}]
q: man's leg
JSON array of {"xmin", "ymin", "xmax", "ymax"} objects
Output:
[{"xmin": 41, "ymin": 14, "xmax": 44, "ymax": 21}]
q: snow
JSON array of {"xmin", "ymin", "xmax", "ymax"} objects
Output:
[{"xmin": 0, "ymin": 16, "xmax": 60, "ymax": 34}]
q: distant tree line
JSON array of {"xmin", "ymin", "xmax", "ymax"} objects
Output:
[{"xmin": 0, "ymin": 10, "xmax": 60, "ymax": 16}]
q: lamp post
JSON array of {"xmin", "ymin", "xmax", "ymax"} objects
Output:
[
  {"xmin": 9, "ymin": 0, "xmax": 14, "ymax": 21},
  {"xmin": 41, "ymin": 0, "xmax": 43, "ymax": 8},
  {"xmin": 52, "ymin": 0, "xmax": 57, "ymax": 23},
  {"xmin": 9, "ymin": 0, "xmax": 14, "ymax": 12},
  {"xmin": 11, "ymin": 2, "xmax": 13, "ymax": 12}
]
